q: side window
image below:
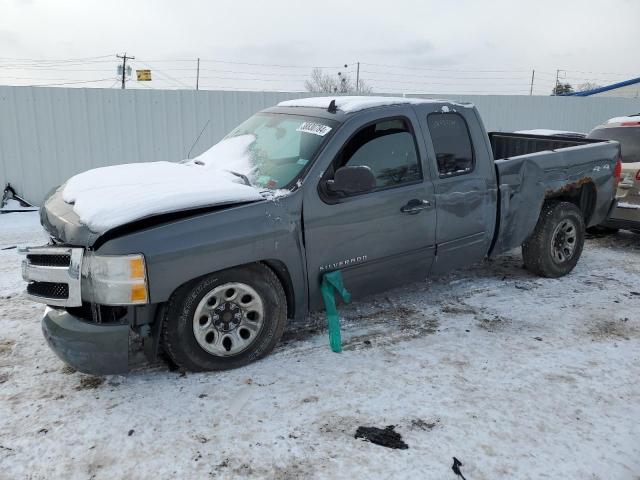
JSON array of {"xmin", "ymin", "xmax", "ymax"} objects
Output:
[
  {"xmin": 335, "ymin": 118, "xmax": 422, "ymax": 189},
  {"xmin": 427, "ymin": 113, "xmax": 474, "ymax": 177}
]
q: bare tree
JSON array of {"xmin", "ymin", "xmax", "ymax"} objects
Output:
[
  {"xmin": 577, "ymin": 81, "xmax": 601, "ymax": 92},
  {"xmin": 305, "ymin": 68, "xmax": 372, "ymax": 94}
]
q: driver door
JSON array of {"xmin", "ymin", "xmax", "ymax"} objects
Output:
[{"xmin": 302, "ymin": 108, "xmax": 437, "ymax": 309}]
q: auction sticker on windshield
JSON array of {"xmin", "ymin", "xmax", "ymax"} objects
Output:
[{"xmin": 296, "ymin": 122, "xmax": 332, "ymax": 136}]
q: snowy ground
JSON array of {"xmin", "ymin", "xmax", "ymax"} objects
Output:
[{"xmin": 0, "ymin": 212, "xmax": 639, "ymax": 480}]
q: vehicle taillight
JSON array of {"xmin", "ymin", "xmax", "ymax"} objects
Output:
[
  {"xmin": 621, "ymin": 121, "xmax": 640, "ymax": 127},
  {"xmin": 614, "ymin": 156, "xmax": 622, "ymax": 186},
  {"xmin": 636, "ymin": 170, "xmax": 640, "ymax": 181}
]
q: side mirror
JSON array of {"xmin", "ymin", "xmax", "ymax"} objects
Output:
[{"xmin": 325, "ymin": 166, "xmax": 376, "ymax": 196}]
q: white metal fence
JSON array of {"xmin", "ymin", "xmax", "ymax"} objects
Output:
[{"xmin": 2, "ymin": 85, "xmax": 639, "ymax": 205}]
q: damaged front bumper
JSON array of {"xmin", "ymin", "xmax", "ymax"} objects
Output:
[{"xmin": 42, "ymin": 307, "xmax": 130, "ymax": 375}]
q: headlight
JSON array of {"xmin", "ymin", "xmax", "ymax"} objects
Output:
[{"xmin": 81, "ymin": 254, "xmax": 148, "ymax": 305}]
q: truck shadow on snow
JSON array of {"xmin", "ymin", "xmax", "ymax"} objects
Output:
[{"xmin": 131, "ymin": 232, "xmax": 639, "ymax": 373}]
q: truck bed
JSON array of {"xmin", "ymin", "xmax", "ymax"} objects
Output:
[
  {"xmin": 489, "ymin": 132, "xmax": 603, "ymax": 160},
  {"xmin": 488, "ymin": 132, "xmax": 620, "ymax": 256}
]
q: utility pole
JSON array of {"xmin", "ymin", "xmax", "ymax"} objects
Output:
[
  {"xmin": 116, "ymin": 52, "xmax": 134, "ymax": 89},
  {"xmin": 196, "ymin": 57, "xmax": 200, "ymax": 91},
  {"xmin": 356, "ymin": 62, "xmax": 360, "ymax": 94},
  {"xmin": 529, "ymin": 69, "xmax": 535, "ymax": 96},
  {"xmin": 555, "ymin": 68, "xmax": 561, "ymax": 93}
]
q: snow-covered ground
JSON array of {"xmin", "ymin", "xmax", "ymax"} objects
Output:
[{"xmin": 0, "ymin": 212, "xmax": 639, "ymax": 480}]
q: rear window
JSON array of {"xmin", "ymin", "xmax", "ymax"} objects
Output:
[
  {"xmin": 427, "ymin": 113, "xmax": 474, "ymax": 177},
  {"xmin": 587, "ymin": 126, "xmax": 640, "ymax": 163}
]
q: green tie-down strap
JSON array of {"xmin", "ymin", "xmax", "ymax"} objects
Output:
[{"xmin": 321, "ymin": 270, "xmax": 351, "ymax": 353}]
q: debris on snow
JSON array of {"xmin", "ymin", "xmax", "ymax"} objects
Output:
[
  {"xmin": 75, "ymin": 376, "xmax": 105, "ymax": 390},
  {"xmin": 354, "ymin": 425, "xmax": 408, "ymax": 450}
]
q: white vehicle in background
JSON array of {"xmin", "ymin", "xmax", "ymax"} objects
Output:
[{"xmin": 587, "ymin": 115, "xmax": 640, "ymax": 233}]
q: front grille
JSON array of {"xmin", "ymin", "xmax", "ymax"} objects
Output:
[
  {"xmin": 27, "ymin": 281, "xmax": 69, "ymax": 299},
  {"xmin": 21, "ymin": 246, "xmax": 83, "ymax": 307},
  {"xmin": 27, "ymin": 254, "xmax": 71, "ymax": 267}
]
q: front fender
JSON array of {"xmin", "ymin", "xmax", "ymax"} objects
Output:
[{"xmin": 95, "ymin": 193, "xmax": 307, "ymax": 320}]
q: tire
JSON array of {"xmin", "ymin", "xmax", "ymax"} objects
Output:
[
  {"xmin": 161, "ymin": 263, "xmax": 287, "ymax": 371},
  {"xmin": 586, "ymin": 226, "xmax": 619, "ymax": 235},
  {"xmin": 522, "ymin": 201, "xmax": 585, "ymax": 278}
]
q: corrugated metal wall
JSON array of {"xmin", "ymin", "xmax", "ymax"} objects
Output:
[{"xmin": 2, "ymin": 85, "xmax": 639, "ymax": 205}]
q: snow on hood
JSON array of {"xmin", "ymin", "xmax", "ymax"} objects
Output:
[
  {"xmin": 62, "ymin": 135, "xmax": 269, "ymax": 233},
  {"xmin": 277, "ymin": 96, "xmax": 473, "ymax": 113}
]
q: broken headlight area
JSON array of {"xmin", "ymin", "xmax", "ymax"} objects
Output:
[{"xmin": 81, "ymin": 253, "xmax": 149, "ymax": 305}]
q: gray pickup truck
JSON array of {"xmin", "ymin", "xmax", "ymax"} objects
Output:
[{"xmin": 21, "ymin": 96, "xmax": 621, "ymax": 375}]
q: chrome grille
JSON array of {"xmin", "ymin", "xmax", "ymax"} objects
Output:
[
  {"xmin": 20, "ymin": 246, "xmax": 83, "ymax": 307},
  {"xmin": 27, "ymin": 254, "xmax": 71, "ymax": 267},
  {"xmin": 27, "ymin": 281, "xmax": 69, "ymax": 299}
]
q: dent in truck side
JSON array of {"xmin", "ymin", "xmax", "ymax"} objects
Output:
[
  {"xmin": 415, "ymin": 104, "xmax": 498, "ymax": 274},
  {"xmin": 490, "ymin": 141, "xmax": 620, "ymax": 256},
  {"xmin": 96, "ymin": 194, "xmax": 309, "ymax": 320}
]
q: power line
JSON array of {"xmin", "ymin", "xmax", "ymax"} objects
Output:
[
  {"xmin": 27, "ymin": 78, "xmax": 115, "ymax": 87},
  {"xmin": 138, "ymin": 57, "xmax": 350, "ymax": 70},
  {"xmin": 359, "ymin": 62, "xmax": 534, "ymax": 73},
  {"xmin": 135, "ymin": 60, "xmax": 193, "ymax": 89},
  {"xmin": 0, "ymin": 54, "xmax": 112, "ymax": 62}
]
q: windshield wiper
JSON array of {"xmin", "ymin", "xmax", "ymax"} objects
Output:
[{"xmin": 227, "ymin": 170, "xmax": 252, "ymax": 187}]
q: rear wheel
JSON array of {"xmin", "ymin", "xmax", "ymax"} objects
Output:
[
  {"xmin": 522, "ymin": 201, "xmax": 585, "ymax": 278},
  {"xmin": 162, "ymin": 263, "xmax": 287, "ymax": 371}
]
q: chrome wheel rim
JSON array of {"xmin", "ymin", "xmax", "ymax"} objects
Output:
[
  {"xmin": 192, "ymin": 282, "xmax": 264, "ymax": 357},
  {"xmin": 551, "ymin": 219, "xmax": 578, "ymax": 263}
]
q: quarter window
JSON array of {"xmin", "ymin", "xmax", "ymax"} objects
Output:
[
  {"xmin": 427, "ymin": 113, "xmax": 474, "ymax": 177},
  {"xmin": 334, "ymin": 118, "xmax": 422, "ymax": 189}
]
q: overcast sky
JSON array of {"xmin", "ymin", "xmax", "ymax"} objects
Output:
[{"xmin": 1, "ymin": 0, "xmax": 638, "ymax": 95}]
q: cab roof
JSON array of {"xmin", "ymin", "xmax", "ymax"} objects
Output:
[{"xmin": 267, "ymin": 96, "xmax": 473, "ymax": 119}]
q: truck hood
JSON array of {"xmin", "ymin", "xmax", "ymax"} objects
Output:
[
  {"xmin": 40, "ymin": 184, "xmax": 266, "ymax": 247},
  {"xmin": 40, "ymin": 134, "xmax": 285, "ymax": 246}
]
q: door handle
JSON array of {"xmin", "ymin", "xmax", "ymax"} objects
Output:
[{"xmin": 401, "ymin": 199, "xmax": 431, "ymax": 214}]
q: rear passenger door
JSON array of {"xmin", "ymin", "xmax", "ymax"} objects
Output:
[{"xmin": 416, "ymin": 105, "xmax": 497, "ymax": 274}]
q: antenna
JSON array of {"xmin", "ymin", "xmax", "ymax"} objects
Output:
[
  {"xmin": 187, "ymin": 119, "xmax": 210, "ymax": 159},
  {"xmin": 327, "ymin": 99, "xmax": 337, "ymax": 113}
]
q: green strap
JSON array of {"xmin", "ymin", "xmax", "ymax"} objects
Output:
[{"xmin": 321, "ymin": 270, "xmax": 351, "ymax": 353}]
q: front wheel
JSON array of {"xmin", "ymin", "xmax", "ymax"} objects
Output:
[
  {"xmin": 522, "ymin": 201, "xmax": 585, "ymax": 278},
  {"xmin": 162, "ymin": 263, "xmax": 287, "ymax": 371}
]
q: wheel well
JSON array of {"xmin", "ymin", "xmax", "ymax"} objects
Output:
[
  {"xmin": 545, "ymin": 181, "xmax": 596, "ymax": 225},
  {"xmin": 161, "ymin": 260, "xmax": 295, "ymax": 320},
  {"xmin": 260, "ymin": 260, "xmax": 295, "ymax": 319},
  {"xmin": 148, "ymin": 260, "xmax": 294, "ymax": 362}
]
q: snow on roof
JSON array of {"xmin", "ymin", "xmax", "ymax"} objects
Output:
[
  {"xmin": 277, "ymin": 96, "xmax": 472, "ymax": 113},
  {"xmin": 606, "ymin": 114, "xmax": 640, "ymax": 124},
  {"xmin": 62, "ymin": 135, "xmax": 267, "ymax": 232}
]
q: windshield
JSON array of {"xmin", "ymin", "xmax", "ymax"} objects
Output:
[{"xmin": 222, "ymin": 113, "xmax": 338, "ymax": 189}]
